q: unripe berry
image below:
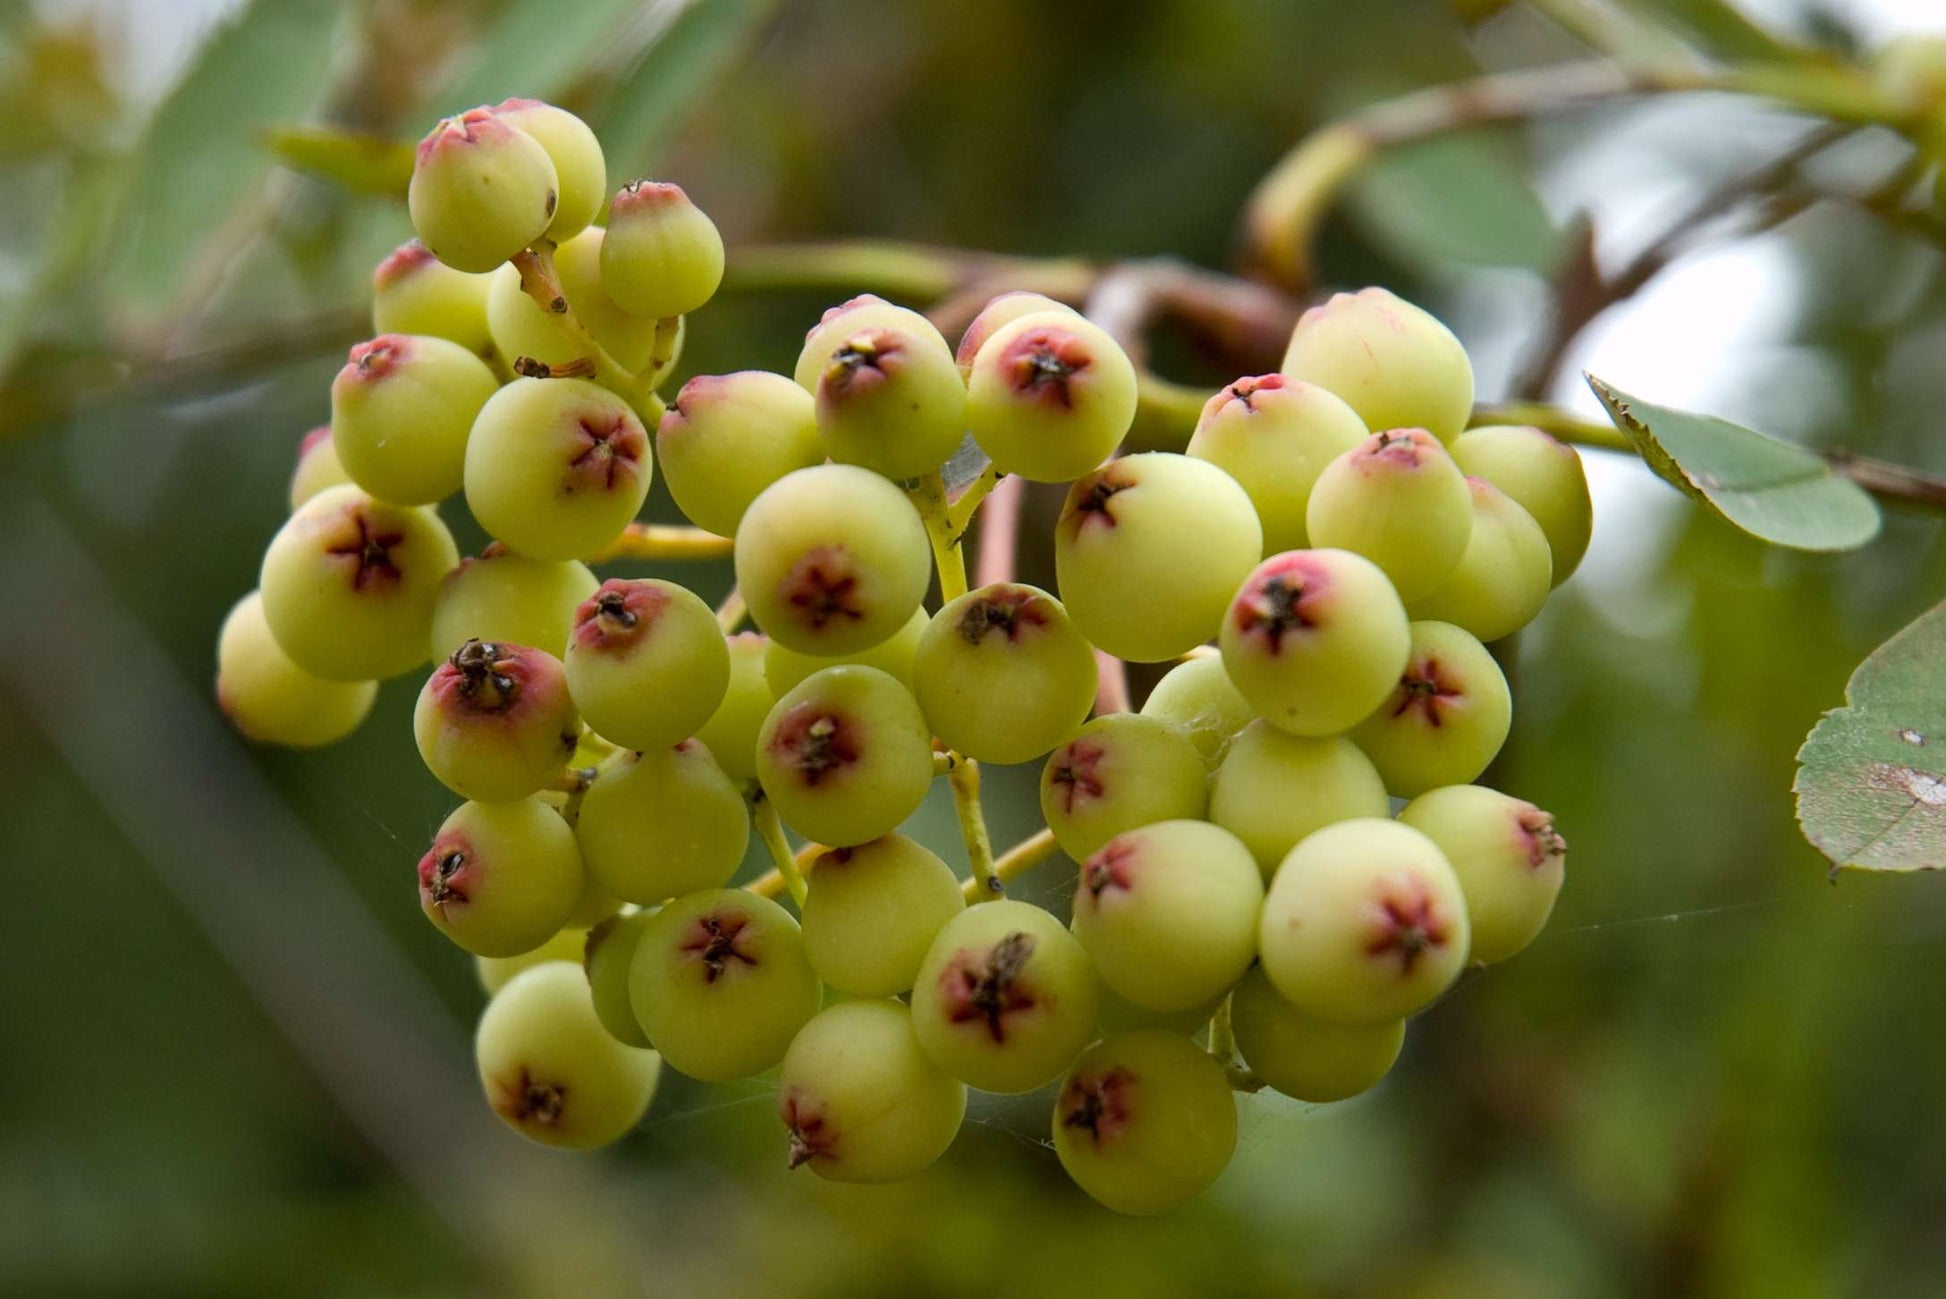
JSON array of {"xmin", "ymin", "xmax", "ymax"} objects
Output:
[
  {"xmin": 1219, "ymin": 549, "xmax": 1410, "ymax": 737},
  {"xmin": 1095, "ymin": 986, "xmax": 1223, "ymax": 1038},
  {"xmin": 1073, "ymin": 820, "xmax": 1262, "ymax": 1013},
  {"xmin": 600, "ymin": 180, "xmax": 724, "ymax": 318},
  {"xmin": 764, "ymin": 605, "xmax": 926, "ymax": 698},
  {"xmin": 475, "ymin": 962, "xmax": 660, "ymax": 1149},
  {"xmin": 778, "ymin": 999, "xmax": 967, "ymax": 1183},
  {"xmin": 695, "ymin": 631, "xmax": 772, "ymax": 788},
  {"xmin": 814, "ymin": 322, "xmax": 967, "ymax": 480},
  {"xmin": 418, "ymin": 796, "xmax": 584, "ymax": 957},
  {"xmin": 464, "ymin": 377, "xmax": 652, "ymax": 561},
  {"xmin": 562, "ymin": 868, "xmax": 623, "ymax": 930},
  {"xmin": 1407, "ymin": 478, "xmax": 1552, "ymax": 643},
  {"xmin": 430, "ymin": 544, "xmax": 598, "ymax": 662},
  {"xmin": 734, "ymin": 464, "xmax": 932, "ymax": 656},
  {"xmin": 289, "ymin": 425, "xmax": 352, "ymax": 511},
  {"xmin": 409, "ymin": 107, "xmax": 559, "ymax": 273},
  {"xmin": 1349, "ymin": 620, "xmax": 1511, "ymax": 797},
  {"xmin": 800, "ymin": 834, "xmax": 966, "ymax": 996},
  {"xmin": 657, "ymin": 371, "xmax": 823, "ymax": 538},
  {"xmin": 794, "ymin": 294, "xmax": 934, "ymax": 391},
  {"xmin": 371, "ymin": 240, "xmax": 494, "ymax": 357},
  {"xmin": 1399, "ymin": 784, "xmax": 1565, "ymax": 965},
  {"xmin": 259, "ymin": 485, "xmax": 458, "ymax": 681},
  {"xmin": 1258, "ymin": 817, "xmax": 1470, "ymax": 1025},
  {"xmin": 1280, "ymin": 287, "xmax": 1475, "ymax": 444},
  {"xmin": 584, "ymin": 908, "xmax": 655, "ymax": 1047},
  {"xmin": 563, "ymin": 578, "xmax": 729, "ymax": 751},
  {"xmin": 1138, "ymin": 650, "xmax": 1254, "ymax": 771},
  {"xmin": 1228, "ymin": 965, "xmax": 1404, "ymax": 1102},
  {"xmin": 413, "ymin": 639, "xmax": 580, "ymax": 803},
  {"xmin": 485, "ymin": 227, "xmax": 683, "ymax": 379},
  {"xmin": 910, "ymin": 899, "xmax": 1100, "ymax": 1094},
  {"xmin": 1055, "ymin": 452, "xmax": 1263, "ymax": 662},
  {"xmin": 1186, "ymin": 375, "xmax": 1368, "ymax": 552},
  {"xmin": 1040, "ymin": 713, "xmax": 1208, "ymax": 862},
  {"xmin": 913, "ymin": 583, "xmax": 1097, "ymax": 765},
  {"xmin": 1305, "ymin": 428, "xmax": 1472, "ymax": 604},
  {"xmin": 215, "ymin": 590, "xmax": 376, "ymax": 747},
  {"xmin": 755, "ymin": 664, "xmax": 934, "ymax": 847},
  {"xmin": 628, "ymin": 888, "xmax": 821, "ymax": 1082},
  {"xmin": 574, "ymin": 741, "xmax": 750, "ymax": 904},
  {"xmin": 490, "ymin": 99, "xmax": 605, "ymax": 241},
  {"xmin": 1052, "ymin": 1029, "xmax": 1237, "ymax": 1216},
  {"xmin": 475, "ymin": 925, "xmax": 587, "ymax": 996},
  {"xmin": 1209, "ymin": 719, "xmax": 1389, "ymax": 878},
  {"xmin": 330, "ymin": 334, "xmax": 498, "ymax": 505},
  {"xmin": 966, "ymin": 311, "xmax": 1139, "ymax": 482},
  {"xmin": 955, "ymin": 291, "xmax": 1078, "ymax": 375},
  {"xmin": 1449, "ymin": 424, "xmax": 1593, "ymax": 586}
]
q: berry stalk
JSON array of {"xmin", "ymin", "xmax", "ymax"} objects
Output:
[
  {"xmin": 715, "ymin": 587, "xmax": 747, "ymax": 633},
  {"xmin": 947, "ymin": 464, "xmax": 1004, "ymax": 535},
  {"xmin": 507, "ymin": 245, "xmax": 639, "ymax": 397},
  {"xmin": 752, "ymin": 795, "xmax": 809, "ymax": 907},
  {"xmin": 591, "ymin": 523, "xmax": 736, "ymax": 563},
  {"xmin": 944, "ymin": 755, "xmax": 998, "ymax": 901},
  {"xmin": 908, "ymin": 471, "xmax": 970, "ymax": 603}
]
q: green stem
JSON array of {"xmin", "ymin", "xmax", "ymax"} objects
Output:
[
  {"xmin": 946, "ymin": 756, "xmax": 998, "ymax": 901},
  {"xmin": 946, "ymin": 464, "xmax": 1004, "ymax": 538},
  {"xmin": 508, "ymin": 245, "xmax": 640, "ymax": 398},
  {"xmin": 909, "ymin": 471, "xmax": 970, "ymax": 602},
  {"xmin": 751, "ymin": 797, "xmax": 807, "ymax": 907}
]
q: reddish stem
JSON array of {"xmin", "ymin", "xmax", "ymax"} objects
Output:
[
  {"xmin": 1093, "ymin": 650, "xmax": 1130, "ymax": 715},
  {"xmin": 974, "ymin": 474, "xmax": 1025, "ymax": 588}
]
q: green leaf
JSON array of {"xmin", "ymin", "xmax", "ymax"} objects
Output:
[
  {"xmin": 1344, "ymin": 131, "xmax": 1562, "ymax": 273},
  {"xmin": 265, "ymin": 126, "xmax": 414, "ymax": 198},
  {"xmin": 1586, "ymin": 374, "xmax": 1881, "ymax": 553},
  {"xmin": 106, "ymin": 0, "xmax": 345, "ymax": 312},
  {"xmin": 1795, "ymin": 602, "xmax": 1946, "ymax": 872},
  {"xmin": 433, "ymin": 0, "xmax": 646, "ymax": 112},
  {"xmin": 593, "ymin": 0, "xmax": 781, "ymax": 175}
]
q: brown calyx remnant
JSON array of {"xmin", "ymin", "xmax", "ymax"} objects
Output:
[
  {"xmin": 494, "ymin": 1067, "xmax": 567, "ymax": 1127},
  {"xmin": 782, "ymin": 546, "xmax": 866, "ymax": 631},
  {"xmin": 325, "ymin": 506, "xmax": 407, "ymax": 592},
  {"xmin": 999, "ymin": 326, "xmax": 1091, "ymax": 407},
  {"xmin": 1388, "ymin": 653, "xmax": 1465, "ymax": 727},
  {"xmin": 768, "ymin": 706, "xmax": 859, "ymax": 785},
  {"xmin": 416, "ymin": 842, "xmax": 472, "ymax": 913},
  {"xmin": 572, "ymin": 579, "xmax": 668, "ymax": 654},
  {"xmin": 1518, "ymin": 807, "xmax": 1567, "ymax": 869},
  {"xmin": 1232, "ymin": 555, "xmax": 1330, "ymax": 653},
  {"xmin": 1082, "ymin": 838, "xmax": 1137, "ymax": 898},
  {"xmin": 444, "ymin": 638, "xmax": 523, "ymax": 713},
  {"xmin": 821, "ymin": 330, "xmax": 901, "ymax": 399},
  {"xmin": 567, "ymin": 413, "xmax": 645, "ymax": 492},
  {"xmin": 1059, "ymin": 1066, "xmax": 1134, "ymax": 1145},
  {"xmin": 1065, "ymin": 468, "xmax": 1132, "ymax": 534},
  {"xmin": 1363, "ymin": 880, "xmax": 1454, "ymax": 975},
  {"xmin": 1047, "ymin": 739, "xmax": 1106, "ymax": 814},
  {"xmin": 1360, "ymin": 427, "xmax": 1437, "ymax": 470},
  {"xmin": 1214, "ymin": 373, "xmax": 1286, "ymax": 414},
  {"xmin": 940, "ymin": 931, "xmax": 1039, "ymax": 1043},
  {"xmin": 957, "ymin": 585, "xmax": 1046, "ymax": 645},
  {"xmin": 779, "ymin": 1090, "xmax": 831, "ymax": 1170},
  {"xmin": 680, "ymin": 909, "xmax": 760, "ymax": 983}
]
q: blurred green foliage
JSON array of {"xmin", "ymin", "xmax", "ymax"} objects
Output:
[{"xmin": 2, "ymin": 1, "xmax": 1944, "ymax": 1296}]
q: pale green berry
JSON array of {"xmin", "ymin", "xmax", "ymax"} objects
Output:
[
  {"xmin": 329, "ymin": 334, "xmax": 497, "ymax": 506},
  {"xmin": 430, "ymin": 544, "xmax": 598, "ymax": 662},
  {"xmin": 1219, "ymin": 549, "xmax": 1410, "ymax": 738},
  {"xmin": 409, "ymin": 107, "xmax": 559, "ymax": 273},
  {"xmin": 1449, "ymin": 424, "xmax": 1593, "ymax": 586},
  {"xmin": 814, "ymin": 321, "xmax": 967, "ymax": 480},
  {"xmin": 216, "ymin": 590, "xmax": 376, "ymax": 747},
  {"xmin": 967, "ymin": 311, "xmax": 1139, "ymax": 482},
  {"xmin": 419, "ymin": 796, "xmax": 584, "ymax": 958},
  {"xmin": 491, "ymin": 98, "xmax": 605, "ymax": 241},
  {"xmin": 735, "ymin": 464, "xmax": 931, "ymax": 656},
  {"xmin": 755, "ymin": 665, "xmax": 934, "ymax": 848},
  {"xmin": 1186, "ymin": 374, "xmax": 1368, "ymax": 551},
  {"xmin": 371, "ymin": 240, "xmax": 494, "ymax": 358},
  {"xmin": 696, "ymin": 631, "xmax": 772, "ymax": 789},
  {"xmin": 600, "ymin": 180, "xmax": 723, "ymax": 318},
  {"xmin": 764, "ymin": 605, "xmax": 925, "ymax": 698},
  {"xmin": 1040, "ymin": 713, "xmax": 1208, "ymax": 863},
  {"xmin": 1055, "ymin": 452, "xmax": 1263, "ymax": 662},
  {"xmin": 778, "ymin": 999, "xmax": 967, "ymax": 1183},
  {"xmin": 574, "ymin": 740, "xmax": 750, "ymax": 905},
  {"xmin": 1229, "ymin": 965, "xmax": 1404, "ymax": 1102},
  {"xmin": 1350, "ymin": 620, "xmax": 1511, "ymax": 797},
  {"xmin": 1399, "ymin": 784, "xmax": 1565, "ymax": 965},
  {"xmin": 1052, "ymin": 1029, "xmax": 1236, "ymax": 1216},
  {"xmin": 476, "ymin": 962, "xmax": 660, "ymax": 1149},
  {"xmin": 909, "ymin": 899, "xmax": 1100, "ymax": 1094},
  {"xmin": 1073, "ymin": 820, "xmax": 1262, "ymax": 1013},
  {"xmin": 561, "ymin": 869, "xmax": 623, "ymax": 930},
  {"xmin": 564, "ymin": 578, "xmax": 729, "ymax": 751},
  {"xmin": 1209, "ymin": 719, "xmax": 1389, "ymax": 879},
  {"xmin": 485, "ymin": 227, "xmax": 681, "ymax": 378},
  {"xmin": 259, "ymin": 485, "xmax": 458, "ymax": 681},
  {"xmin": 1138, "ymin": 650, "xmax": 1254, "ymax": 771},
  {"xmin": 464, "ymin": 377, "xmax": 651, "ymax": 561},
  {"xmin": 1258, "ymin": 818, "xmax": 1470, "ymax": 1025},
  {"xmin": 955, "ymin": 291, "xmax": 1078, "ymax": 375},
  {"xmin": 475, "ymin": 926, "xmax": 587, "ymax": 996},
  {"xmin": 657, "ymin": 371, "xmax": 823, "ymax": 538},
  {"xmin": 629, "ymin": 889, "xmax": 822, "ymax": 1082},
  {"xmin": 413, "ymin": 639, "xmax": 580, "ymax": 803},
  {"xmin": 1408, "ymin": 478, "xmax": 1552, "ymax": 643},
  {"xmin": 794, "ymin": 295, "xmax": 934, "ymax": 391},
  {"xmin": 1306, "ymin": 428, "xmax": 1472, "ymax": 604},
  {"xmin": 800, "ymin": 834, "xmax": 966, "ymax": 996},
  {"xmin": 584, "ymin": 908, "xmax": 654, "ymax": 1048},
  {"xmin": 289, "ymin": 425, "xmax": 351, "ymax": 511},
  {"xmin": 1096, "ymin": 986, "xmax": 1222, "ymax": 1038},
  {"xmin": 913, "ymin": 583, "xmax": 1097, "ymax": 765},
  {"xmin": 1280, "ymin": 286, "xmax": 1474, "ymax": 444}
]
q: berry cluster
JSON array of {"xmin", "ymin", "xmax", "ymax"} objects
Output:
[{"xmin": 216, "ymin": 98, "xmax": 1592, "ymax": 1215}]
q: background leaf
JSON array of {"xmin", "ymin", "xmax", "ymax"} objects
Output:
[
  {"xmin": 1586, "ymin": 373, "xmax": 1881, "ymax": 552},
  {"xmin": 591, "ymin": 0, "xmax": 782, "ymax": 175},
  {"xmin": 1795, "ymin": 600, "xmax": 1946, "ymax": 872},
  {"xmin": 265, "ymin": 126, "xmax": 414, "ymax": 198},
  {"xmin": 1344, "ymin": 131, "xmax": 1563, "ymax": 273},
  {"xmin": 431, "ymin": 0, "xmax": 648, "ymax": 112}
]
